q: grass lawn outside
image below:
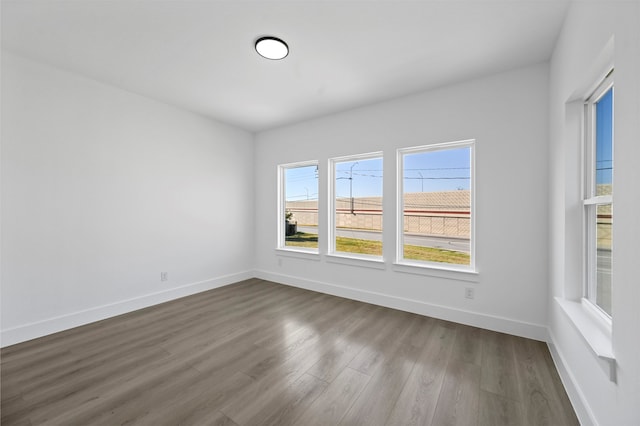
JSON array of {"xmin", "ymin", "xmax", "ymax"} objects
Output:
[{"xmin": 285, "ymin": 232, "xmax": 470, "ymax": 265}]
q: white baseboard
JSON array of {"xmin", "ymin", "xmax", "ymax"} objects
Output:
[
  {"xmin": 254, "ymin": 269, "xmax": 547, "ymax": 342},
  {"xmin": 0, "ymin": 270, "xmax": 254, "ymax": 348},
  {"xmin": 547, "ymin": 329, "xmax": 597, "ymax": 426},
  {"xmin": 1, "ymin": 269, "xmax": 548, "ymax": 347}
]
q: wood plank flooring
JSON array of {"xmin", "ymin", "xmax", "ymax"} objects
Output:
[{"xmin": 1, "ymin": 278, "xmax": 578, "ymax": 425}]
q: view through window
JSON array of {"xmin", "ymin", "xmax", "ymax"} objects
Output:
[
  {"xmin": 585, "ymin": 77, "xmax": 613, "ymax": 316},
  {"xmin": 399, "ymin": 141, "xmax": 473, "ymax": 267},
  {"xmin": 282, "ymin": 163, "xmax": 318, "ymax": 250},
  {"xmin": 331, "ymin": 155, "xmax": 383, "ymax": 257}
]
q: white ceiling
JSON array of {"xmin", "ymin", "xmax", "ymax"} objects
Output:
[{"xmin": 1, "ymin": 0, "xmax": 570, "ymax": 132}]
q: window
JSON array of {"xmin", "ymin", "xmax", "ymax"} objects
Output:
[
  {"xmin": 278, "ymin": 161, "xmax": 319, "ymax": 251},
  {"xmin": 329, "ymin": 153, "xmax": 383, "ymax": 258},
  {"xmin": 397, "ymin": 140, "xmax": 474, "ymax": 269},
  {"xmin": 584, "ymin": 72, "xmax": 614, "ymax": 317}
]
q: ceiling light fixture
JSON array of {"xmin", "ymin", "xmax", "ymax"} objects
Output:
[{"xmin": 255, "ymin": 36, "xmax": 289, "ymax": 60}]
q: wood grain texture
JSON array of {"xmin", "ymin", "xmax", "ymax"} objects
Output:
[
  {"xmin": 512, "ymin": 338, "xmax": 580, "ymax": 426},
  {"xmin": 431, "ymin": 358, "xmax": 481, "ymax": 426},
  {"xmin": 296, "ymin": 367, "xmax": 370, "ymax": 426},
  {"xmin": 339, "ymin": 314, "xmax": 426, "ymax": 425},
  {"xmin": 1, "ymin": 278, "xmax": 578, "ymax": 425},
  {"xmin": 385, "ymin": 322, "xmax": 455, "ymax": 426},
  {"xmin": 480, "ymin": 329, "xmax": 520, "ymax": 399},
  {"xmin": 478, "ymin": 389, "xmax": 524, "ymax": 426}
]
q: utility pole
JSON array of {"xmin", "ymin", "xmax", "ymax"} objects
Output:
[
  {"xmin": 349, "ymin": 162, "xmax": 358, "ymax": 215},
  {"xmin": 418, "ymin": 171, "xmax": 424, "ymax": 192},
  {"xmin": 304, "ymin": 187, "xmax": 309, "ymax": 200}
]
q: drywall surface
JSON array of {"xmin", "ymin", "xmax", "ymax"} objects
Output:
[
  {"xmin": 255, "ymin": 64, "xmax": 550, "ymax": 340},
  {"xmin": 548, "ymin": 2, "xmax": 640, "ymax": 425},
  {"xmin": 1, "ymin": 52, "xmax": 254, "ymax": 346}
]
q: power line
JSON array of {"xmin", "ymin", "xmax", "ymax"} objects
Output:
[
  {"xmin": 286, "ymin": 194, "xmax": 319, "ymax": 201},
  {"xmin": 405, "ymin": 167, "xmax": 470, "ymax": 171},
  {"xmin": 286, "ymin": 174, "xmax": 318, "ymax": 183},
  {"xmin": 338, "ymin": 167, "xmax": 470, "ymax": 171},
  {"xmin": 404, "ymin": 176, "xmax": 470, "ymax": 180},
  {"xmin": 352, "ymin": 172, "xmax": 383, "ymax": 178}
]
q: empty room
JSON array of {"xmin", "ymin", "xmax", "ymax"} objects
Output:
[{"xmin": 1, "ymin": 1, "xmax": 639, "ymax": 425}]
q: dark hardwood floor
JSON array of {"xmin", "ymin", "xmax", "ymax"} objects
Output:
[{"xmin": 1, "ymin": 278, "xmax": 578, "ymax": 425}]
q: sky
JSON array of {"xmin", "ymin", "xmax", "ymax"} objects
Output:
[
  {"xmin": 595, "ymin": 87, "xmax": 613, "ymax": 187},
  {"xmin": 335, "ymin": 157, "xmax": 383, "ymax": 199},
  {"xmin": 285, "ymin": 165, "xmax": 319, "ymax": 201},
  {"xmin": 402, "ymin": 147, "xmax": 471, "ymax": 193},
  {"xmin": 284, "ymin": 146, "xmax": 471, "ymax": 202}
]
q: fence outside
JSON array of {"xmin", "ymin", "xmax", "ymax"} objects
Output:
[
  {"xmin": 286, "ymin": 191, "xmax": 470, "ymax": 238},
  {"xmin": 597, "ymin": 204, "xmax": 612, "ymax": 250}
]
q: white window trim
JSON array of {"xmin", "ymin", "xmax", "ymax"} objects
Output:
[
  {"xmin": 555, "ymin": 68, "xmax": 616, "ymax": 383},
  {"xmin": 275, "ymin": 247, "xmax": 320, "ymax": 260},
  {"xmin": 555, "ymin": 297, "xmax": 615, "ymax": 381},
  {"xmin": 392, "ymin": 261, "xmax": 479, "ymax": 282},
  {"xmin": 278, "ymin": 160, "xmax": 319, "ymax": 253},
  {"xmin": 395, "ymin": 139, "xmax": 476, "ymax": 273},
  {"xmin": 582, "ymin": 71, "xmax": 614, "ymax": 319},
  {"xmin": 583, "ymin": 195, "xmax": 612, "ymax": 206},
  {"xmin": 328, "ymin": 151, "xmax": 384, "ymax": 262},
  {"xmin": 325, "ymin": 253, "xmax": 386, "ymax": 270}
]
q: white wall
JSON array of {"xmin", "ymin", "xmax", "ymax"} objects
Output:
[
  {"xmin": 1, "ymin": 52, "xmax": 255, "ymax": 346},
  {"xmin": 254, "ymin": 64, "xmax": 550, "ymax": 340},
  {"xmin": 548, "ymin": 2, "xmax": 640, "ymax": 425}
]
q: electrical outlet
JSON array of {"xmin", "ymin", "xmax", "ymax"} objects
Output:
[
  {"xmin": 160, "ymin": 272, "xmax": 168, "ymax": 282},
  {"xmin": 465, "ymin": 287, "xmax": 475, "ymax": 299}
]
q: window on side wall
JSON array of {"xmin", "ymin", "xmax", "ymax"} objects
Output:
[
  {"xmin": 397, "ymin": 140, "xmax": 475, "ymax": 270},
  {"xmin": 278, "ymin": 161, "xmax": 319, "ymax": 252},
  {"xmin": 584, "ymin": 71, "xmax": 614, "ymax": 318},
  {"xmin": 329, "ymin": 153, "xmax": 383, "ymax": 259}
]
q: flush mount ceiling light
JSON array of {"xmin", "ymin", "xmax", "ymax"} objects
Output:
[{"xmin": 255, "ymin": 36, "xmax": 289, "ymax": 60}]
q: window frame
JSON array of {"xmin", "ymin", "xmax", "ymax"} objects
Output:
[
  {"xmin": 328, "ymin": 151, "xmax": 384, "ymax": 262},
  {"xmin": 396, "ymin": 139, "xmax": 476, "ymax": 273},
  {"xmin": 277, "ymin": 160, "xmax": 319, "ymax": 254},
  {"xmin": 582, "ymin": 71, "xmax": 614, "ymax": 320}
]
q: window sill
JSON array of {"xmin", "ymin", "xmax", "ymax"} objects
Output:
[
  {"xmin": 325, "ymin": 253, "xmax": 386, "ymax": 270},
  {"xmin": 392, "ymin": 261, "xmax": 479, "ymax": 282},
  {"xmin": 555, "ymin": 297, "xmax": 616, "ymax": 381},
  {"xmin": 275, "ymin": 248, "xmax": 321, "ymax": 261}
]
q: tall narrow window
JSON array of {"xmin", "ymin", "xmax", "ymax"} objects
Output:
[
  {"xmin": 278, "ymin": 162, "xmax": 319, "ymax": 251},
  {"xmin": 584, "ymin": 72, "xmax": 614, "ymax": 317},
  {"xmin": 329, "ymin": 153, "xmax": 383, "ymax": 258},
  {"xmin": 398, "ymin": 140, "xmax": 474, "ymax": 269}
]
